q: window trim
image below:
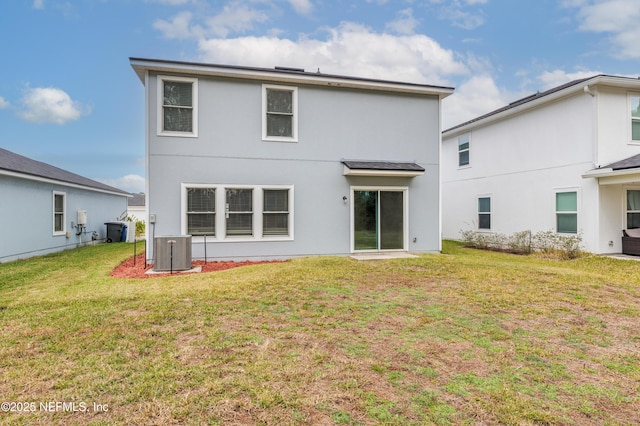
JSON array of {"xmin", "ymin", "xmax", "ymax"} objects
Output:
[
  {"xmin": 555, "ymin": 189, "xmax": 579, "ymax": 234},
  {"xmin": 157, "ymin": 75, "xmax": 198, "ymax": 138},
  {"xmin": 625, "ymin": 186, "xmax": 640, "ymax": 229},
  {"xmin": 262, "ymin": 84, "xmax": 298, "ymax": 142},
  {"xmin": 477, "ymin": 195, "xmax": 491, "ymax": 231},
  {"xmin": 629, "ymin": 93, "xmax": 640, "ymax": 144},
  {"xmin": 53, "ymin": 191, "xmax": 66, "ymax": 236},
  {"xmin": 458, "ymin": 134, "xmax": 470, "ymax": 168},
  {"xmin": 182, "ymin": 184, "xmax": 294, "ymax": 242}
]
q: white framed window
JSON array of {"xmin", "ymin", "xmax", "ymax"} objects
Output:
[
  {"xmin": 626, "ymin": 189, "xmax": 640, "ymax": 229},
  {"xmin": 458, "ymin": 134, "xmax": 470, "ymax": 167},
  {"xmin": 186, "ymin": 187, "xmax": 216, "ymax": 236},
  {"xmin": 53, "ymin": 191, "xmax": 66, "ymax": 235},
  {"xmin": 478, "ymin": 196, "xmax": 491, "ymax": 230},
  {"xmin": 182, "ymin": 184, "xmax": 294, "ymax": 241},
  {"xmin": 555, "ymin": 190, "xmax": 578, "ymax": 234},
  {"xmin": 157, "ymin": 75, "xmax": 198, "ymax": 137},
  {"xmin": 630, "ymin": 94, "xmax": 640, "ymax": 143},
  {"xmin": 262, "ymin": 84, "xmax": 298, "ymax": 142}
]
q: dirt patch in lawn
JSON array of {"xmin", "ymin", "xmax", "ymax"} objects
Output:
[{"xmin": 110, "ymin": 253, "xmax": 285, "ymax": 278}]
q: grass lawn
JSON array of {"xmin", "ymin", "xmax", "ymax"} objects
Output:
[{"xmin": 1, "ymin": 241, "xmax": 639, "ymax": 425}]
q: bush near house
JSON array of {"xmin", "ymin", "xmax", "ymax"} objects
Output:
[{"xmin": 460, "ymin": 229, "xmax": 584, "ymax": 259}]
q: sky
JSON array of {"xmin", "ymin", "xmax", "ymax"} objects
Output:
[{"xmin": 1, "ymin": 0, "xmax": 639, "ymax": 194}]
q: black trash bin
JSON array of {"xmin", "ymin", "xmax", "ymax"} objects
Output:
[{"xmin": 105, "ymin": 222, "xmax": 125, "ymax": 243}]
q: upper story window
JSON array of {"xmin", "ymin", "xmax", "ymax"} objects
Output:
[
  {"xmin": 458, "ymin": 134, "xmax": 470, "ymax": 167},
  {"xmin": 158, "ymin": 75, "xmax": 198, "ymax": 137},
  {"xmin": 53, "ymin": 191, "xmax": 66, "ymax": 235},
  {"xmin": 630, "ymin": 95, "xmax": 640, "ymax": 142},
  {"xmin": 478, "ymin": 196, "xmax": 491, "ymax": 230},
  {"xmin": 556, "ymin": 191, "xmax": 578, "ymax": 234},
  {"xmin": 263, "ymin": 84, "xmax": 298, "ymax": 142}
]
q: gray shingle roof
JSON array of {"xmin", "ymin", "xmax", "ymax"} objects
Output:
[
  {"xmin": 0, "ymin": 147, "xmax": 129, "ymax": 195},
  {"xmin": 128, "ymin": 192, "xmax": 146, "ymax": 206},
  {"xmin": 604, "ymin": 153, "xmax": 640, "ymax": 171}
]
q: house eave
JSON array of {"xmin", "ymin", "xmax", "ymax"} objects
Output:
[
  {"xmin": 444, "ymin": 75, "xmax": 640, "ymax": 137},
  {"xmin": 130, "ymin": 57, "xmax": 455, "ymax": 98},
  {"xmin": 582, "ymin": 167, "xmax": 640, "ymax": 185},
  {"xmin": 0, "ymin": 169, "xmax": 131, "ymax": 197}
]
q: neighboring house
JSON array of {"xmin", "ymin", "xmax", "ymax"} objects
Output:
[
  {"xmin": 442, "ymin": 75, "xmax": 640, "ymax": 254},
  {"xmin": 127, "ymin": 193, "xmax": 146, "ymax": 221},
  {"xmin": 130, "ymin": 57, "xmax": 454, "ymax": 262},
  {"xmin": 0, "ymin": 148, "xmax": 130, "ymax": 263}
]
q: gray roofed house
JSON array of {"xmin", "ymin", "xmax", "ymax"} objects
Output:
[
  {"xmin": 0, "ymin": 147, "xmax": 130, "ymax": 262},
  {"xmin": 130, "ymin": 57, "xmax": 453, "ymax": 264}
]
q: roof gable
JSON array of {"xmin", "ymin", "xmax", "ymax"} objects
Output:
[{"xmin": 0, "ymin": 148, "xmax": 129, "ymax": 195}]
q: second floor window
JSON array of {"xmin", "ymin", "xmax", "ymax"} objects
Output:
[
  {"xmin": 263, "ymin": 85, "xmax": 298, "ymax": 141},
  {"xmin": 458, "ymin": 134, "xmax": 470, "ymax": 167},
  {"xmin": 631, "ymin": 95, "xmax": 640, "ymax": 142},
  {"xmin": 159, "ymin": 76, "xmax": 198, "ymax": 137}
]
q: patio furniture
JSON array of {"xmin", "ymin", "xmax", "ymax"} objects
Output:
[{"xmin": 622, "ymin": 229, "xmax": 640, "ymax": 256}]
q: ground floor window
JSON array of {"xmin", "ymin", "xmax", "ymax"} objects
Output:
[
  {"xmin": 556, "ymin": 191, "xmax": 578, "ymax": 234},
  {"xmin": 478, "ymin": 196, "xmax": 491, "ymax": 230},
  {"xmin": 352, "ymin": 187, "xmax": 407, "ymax": 251},
  {"xmin": 183, "ymin": 184, "xmax": 293, "ymax": 240},
  {"xmin": 627, "ymin": 189, "xmax": 640, "ymax": 228},
  {"xmin": 53, "ymin": 191, "xmax": 66, "ymax": 235}
]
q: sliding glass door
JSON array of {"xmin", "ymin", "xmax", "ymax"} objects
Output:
[{"xmin": 353, "ymin": 189, "xmax": 405, "ymax": 251}]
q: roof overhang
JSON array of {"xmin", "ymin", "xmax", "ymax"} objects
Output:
[
  {"xmin": 0, "ymin": 169, "xmax": 132, "ymax": 197},
  {"xmin": 130, "ymin": 57, "xmax": 454, "ymax": 99},
  {"xmin": 582, "ymin": 167, "xmax": 640, "ymax": 185},
  {"xmin": 342, "ymin": 160, "xmax": 425, "ymax": 177}
]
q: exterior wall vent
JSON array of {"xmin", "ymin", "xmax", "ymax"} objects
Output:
[{"xmin": 154, "ymin": 235, "xmax": 192, "ymax": 271}]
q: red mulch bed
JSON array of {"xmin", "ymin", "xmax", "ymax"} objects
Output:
[{"xmin": 110, "ymin": 253, "xmax": 284, "ymax": 279}]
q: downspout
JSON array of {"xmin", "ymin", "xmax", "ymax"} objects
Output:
[{"xmin": 583, "ymin": 84, "xmax": 601, "ymax": 252}]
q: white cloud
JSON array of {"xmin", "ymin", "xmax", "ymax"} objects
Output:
[
  {"xmin": 442, "ymin": 75, "xmax": 511, "ymax": 129},
  {"xmin": 198, "ymin": 22, "xmax": 469, "ymax": 86},
  {"xmin": 288, "ymin": 0, "xmax": 313, "ymax": 15},
  {"xmin": 386, "ymin": 8, "xmax": 419, "ymax": 35},
  {"xmin": 19, "ymin": 87, "xmax": 90, "ymax": 125},
  {"xmin": 0, "ymin": 96, "xmax": 9, "ymax": 109},
  {"xmin": 32, "ymin": 0, "xmax": 44, "ymax": 9},
  {"xmin": 568, "ymin": 0, "xmax": 640, "ymax": 59},
  {"xmin": 98, "ymin": 174, "xmax": 146, "ymax": 194},
  {"xmin": 536, "ymin": 69, "xmax": 601, "ymax": 90},
  {"xmin": 155, "ymin": 2, "xmax": 269, "ymax": 39},
  {"xmin": 438, "ymin": 0, "xmax": 486, "ymax": 30},
  {"xmin": 154, "ymin": 11, "xmax": 202, "ymax": 39},
  {"xmin": 205, "ymin": 2, "xmax": 269, "ymax": 38}
]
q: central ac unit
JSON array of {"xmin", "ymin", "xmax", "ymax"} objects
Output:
[{"xmin": 154, "ymin": 235, "xmax": 192, "ymax": 271}]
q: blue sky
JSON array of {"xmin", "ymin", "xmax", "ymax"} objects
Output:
[{"xmin": 1, "ymin": 0, "xmax": 639, "ymax": 194}]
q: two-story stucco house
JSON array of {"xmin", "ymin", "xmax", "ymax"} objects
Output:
[
  {"xmin": 0, "ymin": 147, "xmax": 130, "ymax": 262},
  {"xmin": 442, "ymin": 75, "xmax": 640, "ymax": 254},
  {"xmin": 130, "ymin": 58, "xmax": 453, "ymax": 262}
]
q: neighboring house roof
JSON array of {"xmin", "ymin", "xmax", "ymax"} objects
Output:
[
  {"xmin": 444, "ymin": 74, "xmax": 640, "ymax": 135},
  {"xmin": 128, "ymin": 192, "xmax": 146, "ymax": 207},
  {"xmin": 130, "ymin": 57, "xmax": 455, "ymax": 99},
  {"xmin": 0, "ymin": 147, "xmax": 129, "ymax": 196}
]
